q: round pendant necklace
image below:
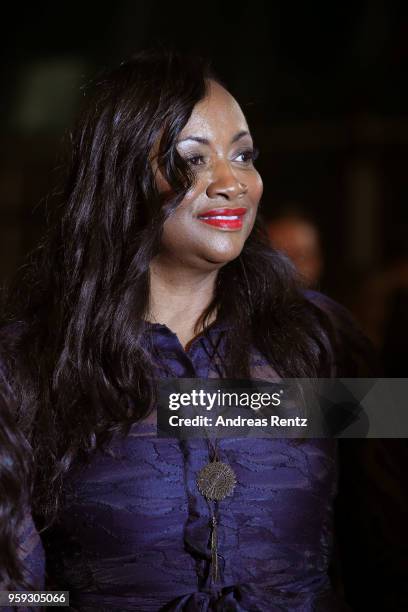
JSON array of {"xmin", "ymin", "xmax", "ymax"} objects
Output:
[
  {"xmin": 196, "ymin": 458, "xmax": 237, "ymax": 501},
  {"xmin": 196, "ymin": 439, "xmax": 237, "ymax": 582}
]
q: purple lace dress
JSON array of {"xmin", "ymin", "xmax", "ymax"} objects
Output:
[{"xmin": 41, "ymin": 292, "xmax": 352, "ymax": 611}]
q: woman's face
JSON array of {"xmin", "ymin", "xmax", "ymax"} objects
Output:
[{"xmin": 155, "ymin": 80, "xmax": 263, "ymax": 271}]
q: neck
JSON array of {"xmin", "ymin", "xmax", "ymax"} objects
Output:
[{"xmin": 148, "ymin": 258, "xmax": 219, "ymax": 348}]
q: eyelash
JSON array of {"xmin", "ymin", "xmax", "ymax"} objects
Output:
[
  {"xmin": 236, "ymin": 147, "xmax": 259, "ymax": 163},
  {"xmin": 185, "ymin": 148, "xmax": 259, "ymax": 167},
  {"xmin": 185, "ymin": 154, "xmax": 206, "ymax": 166}
]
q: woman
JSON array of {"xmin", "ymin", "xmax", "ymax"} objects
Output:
[{"xmin": 0, "ymin": 50, "xmax": 361, "ymax": 610}]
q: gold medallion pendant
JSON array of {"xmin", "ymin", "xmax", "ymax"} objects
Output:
[
  {"xmin": 196, "ymin": 460, "xmax": 237, "ymax": 501},
  {"xmin": 196, "ymin": 449, "xmax": 237, "ymax": 581}
]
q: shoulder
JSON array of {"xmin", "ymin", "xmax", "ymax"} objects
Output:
[
  {"xmin": 303, "ymin": 289, "xmax": 380, "ymax": 376},
  {"xmin": 0, "ymin": 510, "xmax": 45, "ymax": 591},
  {"xmin": 303, "ymin": 289, "xmax": 357, "ymax": 329},
  {"xmin": 17, "ymin": 511, "xmax": 46, "ymax": 590}
]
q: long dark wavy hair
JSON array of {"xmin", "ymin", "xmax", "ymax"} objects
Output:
[
  {"xmin": 0, "ymin": 49, "xmax": 334, "ymax": 527},
  {"xmin": 0, "ymin": 386, "xmax": 33, "ymax": 589}
]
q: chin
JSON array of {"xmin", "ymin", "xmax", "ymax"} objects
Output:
[{"xmin": 201, "ymin": 243, "xmax": 244, "ymax": 266}]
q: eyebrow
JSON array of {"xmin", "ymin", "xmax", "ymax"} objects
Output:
[{"xmin": 177, "ymin": 130, "xmax": 251, "ymax": 146}]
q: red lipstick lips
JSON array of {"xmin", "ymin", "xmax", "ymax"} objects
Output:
[{"xmin": 197, "ymin": 207, "xmax": 247, "ymax": 230}]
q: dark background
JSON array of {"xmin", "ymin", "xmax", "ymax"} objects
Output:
[
  {"xmin": 1, "ymin": 4, "xmax": 408, "ymax": 609},
  {"xmin": 1, "ymin": 0, "xmax": 408, "ymax": 348}
]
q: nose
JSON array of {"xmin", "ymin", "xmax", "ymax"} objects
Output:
[{"xmin": 206, "ymin": 161, "xmax": 247, "ymax": 200}]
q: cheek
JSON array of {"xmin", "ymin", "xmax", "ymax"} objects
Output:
[
  {"xmin": 245, "ymin": 172, "xmax": 263, "ymax": 232},
  {"xmin": 158, "ymin": 180, "xmax": 202, "ymax": 247},
  {"xmin": 250, "ymin": 171, "xmax": 263, "ymax": 204},
  {"xmin": 160, "ymin": 203, "xmax": 198, "ymax": 258},
  {"xmin": 159, "ymin": 171, "xmax": 263, "ymax": 265}
]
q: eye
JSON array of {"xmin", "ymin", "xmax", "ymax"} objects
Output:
[
  {"xmin": 234, "ymin": 147, "xmax": 259, "ymax": 164},
  {"xmin": 185, "ymin": 154, "xmax": 206, "ymax": 166}
]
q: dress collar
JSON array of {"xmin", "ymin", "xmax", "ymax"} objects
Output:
[{"xmin": 142, "ymin": 317, "xmax": 231, "ymax": 336}]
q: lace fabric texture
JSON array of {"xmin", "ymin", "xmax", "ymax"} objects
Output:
[{"xmin": 41, "ymin": 310, "xmax": 349, "ymax": 611}]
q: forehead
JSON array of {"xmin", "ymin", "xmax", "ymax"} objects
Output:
[{"xmin": 179, "ymin": 80, "xmax": 249, "ymax": 139}]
